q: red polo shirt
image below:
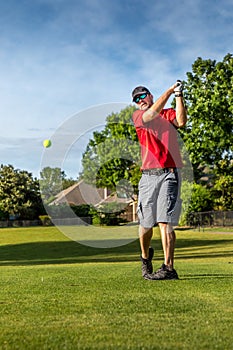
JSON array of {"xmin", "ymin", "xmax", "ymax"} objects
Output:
[{"xmin": 132, "ymin": 108, "xmax": 183, "ymax": 169}]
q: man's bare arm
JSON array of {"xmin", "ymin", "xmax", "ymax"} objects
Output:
[
  {"xmin": 142, "ymin": 84, "xmax": 176, "ymax": 123},
  {"xmin": 172, "ymin": 96, "xmax": 187, "ymax": 128}
]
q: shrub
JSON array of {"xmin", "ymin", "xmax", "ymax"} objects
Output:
[
  {"xmin": 39, "ymin": 215, "xmax": 53, "ymax": 226},
  {"xmin": 90, "ymin": 202, "xmax": 127, "ymax": 226}
]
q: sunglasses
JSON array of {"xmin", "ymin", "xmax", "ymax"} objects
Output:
[{"xmin": 134, "ymin": 93, "xmax": 148, "ymax": 103}]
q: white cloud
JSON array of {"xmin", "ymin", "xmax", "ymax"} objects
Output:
[{"xmin": 146, "ymin": 0, "xmax": 233, "ymax": 64}]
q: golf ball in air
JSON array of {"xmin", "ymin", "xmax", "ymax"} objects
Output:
[{"xmin": 43, "ymin": 139, "xmax": 52, "ymax": 148}]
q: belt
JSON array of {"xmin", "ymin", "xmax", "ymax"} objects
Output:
[{"xmin": 142, "ymin": 168, "xmax": 176, "ymax": 176}]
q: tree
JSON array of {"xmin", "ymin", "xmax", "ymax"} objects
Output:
[
  {"xmin": 179, "ymin": 180, "xmax": 193, "ymax": 225},
  {"xmin": 180, "ymin": 53, "xmax": 233, "ymax": 180},
  {"xmin": 39, "ymin": 167, "xmax": 76, "ymax": 204},
  {"xmin": 213, "ymin": 175, "xmax": 233, "ymax": 210},
  {"xmin": 81, "ymin": 106, "xmax": 141, "ymax": 193},
  {"xmin": 188, "ymin": 183, "xmax": 214, "ymax": 213},
  {"xmin": 62, "ymin": 177, "xmax": 77, "ymax": 190},
  {"xmin": 0, "ymin": 164, "xmax": 43, "ymax": 219},
  {"xmin": 81, "ymin": 56, "xmax": 233, "ymax": 217}
]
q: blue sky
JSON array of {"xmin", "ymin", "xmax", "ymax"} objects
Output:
[{"xmin": 0, "ymin": 0, "xmax": 233, "ymax": 178}]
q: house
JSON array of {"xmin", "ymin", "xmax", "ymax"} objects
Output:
[
  {"xmin": 51, "ymin": 180, "xmax": 109, "ymax": 206},
  {"xmin": 96, "ymin": 192, "xmax": 137, "ymax": 222},
  {"xmin": 51, "ymin": 179, "xmax": 137, "ymax": 222}
]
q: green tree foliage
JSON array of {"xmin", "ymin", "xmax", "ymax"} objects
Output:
[
  {"xmin": 0, "ymin": 164, "xmax": 43, "ymax": 219},
  {"xmin": 179, "ymin": 180, "xmax": 193, "ymax": 225},
  {"xmin": 189, "ymin": 183, "xmax": 213, "ymax": 213},
  {"xmin": 180, "ymin": 53, "xmax": 233, "ymax": 179},
  {"xmin": 70, "ymin": 204, "xmax": 91, "ymax": 217},
  {"xmin": 39, "ymin": 167, "xmax": 75, "ymax": 204},
  {"xmin": 211, "ymin": 159, "xmax": 233, "ymax": 210},
  {"xmin": 80, "ymin": 56, "xmax": 233, "ymax": 219},
  {"xmin": 90, "ymin": 202, "xmax": 127, "ymax": 226},
  {"xmin": 81, "ymin": 106, "xmax": 141, "ymax": 193},
  {"xmin": 180, "ymin": 181, "xmax": 215, "ymax": 225},
  {"xmin": 62, "ymin": 177, "xmax": 77, "ymax": 190},
  {"xmin": 213, "ymin": 175, "xmax": 233, "ymax": 210},
  {"xmin": 40, "ymin": 167, "xmax": 64, "ymax": 204}
]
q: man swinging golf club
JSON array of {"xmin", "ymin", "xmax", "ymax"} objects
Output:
[{"xmin": 132, "ymin": 80, "xmax": 187, "ymax": 280}]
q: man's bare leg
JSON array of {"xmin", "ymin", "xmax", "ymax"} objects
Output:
[
  {"xmin": 139, "ymin": 225, "xmax": 153, "ymax": 259},
  {"xmin": 158, "ymin": 222, "xmax": 176, "ymax": 269},
  {"xmin": 139, "ymin": 225, "xmax": 154, "ymax": 277}
]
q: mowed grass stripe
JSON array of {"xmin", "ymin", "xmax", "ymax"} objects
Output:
[{"xmin": 0, "ymin": 226, "xmax": 232, "ymax": 350}]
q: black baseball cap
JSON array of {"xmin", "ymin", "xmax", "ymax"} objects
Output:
[{"xmin": 132, "ymin": 86, "xmax": 150, "ymax": 102}]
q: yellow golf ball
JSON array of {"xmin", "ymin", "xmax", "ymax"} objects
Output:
[{"xmin": 43, "ymin": 139, "xmax": 52, "ymax": 148}]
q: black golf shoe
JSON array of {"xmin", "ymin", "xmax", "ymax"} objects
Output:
[
  {"xmin": 145, "ymin": 264, "xmax": 179, "ymax": 280},
  {"xmin": 140, "ymin": 247, "xmax": 154, "ymax": 278}
]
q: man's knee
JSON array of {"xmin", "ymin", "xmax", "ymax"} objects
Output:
[
  {"xmin": 139, "ymin": 225, "xmax": 153, "ymax": 238},
  {"xmin": 158, "ymin": 222, "xmax": 174, "ymax": 234}
]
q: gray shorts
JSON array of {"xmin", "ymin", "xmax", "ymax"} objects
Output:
[{"xmin": 137, "ymin": 169, "xmax": 182, "ymax": 228}]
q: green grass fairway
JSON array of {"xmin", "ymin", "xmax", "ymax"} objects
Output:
[{"xmin": 0, "ymin": 226, "xmax": 232, "ymax": 350}]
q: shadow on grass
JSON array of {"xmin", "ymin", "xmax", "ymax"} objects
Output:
[
  {"xmin": 180, "ymin": 273, "xmax": 233, "ymax": 280},
  {"xmin": 0, "ymin": 236, "xmax": 232, "ymax": 266},
  {"xmin": 0, "ymin": 240, "xmax": 141, "ymax": 266}
]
